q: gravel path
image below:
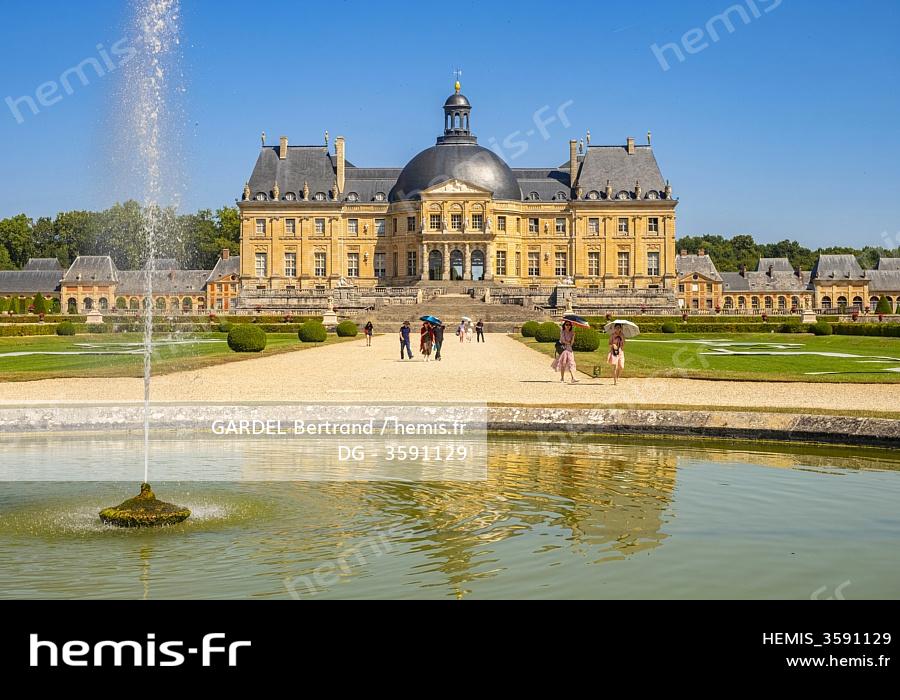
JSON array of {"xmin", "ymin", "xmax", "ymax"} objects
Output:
[{"xmin": 1, "ymin": 333, "xmax": 898, "ymax": 412}]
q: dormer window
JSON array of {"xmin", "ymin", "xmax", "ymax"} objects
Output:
[
  {"xmin": 555, "ymin": 191, "xmax": 567, "ymax": 201},
  {"xmin": 587, "ymin": 190, "xmax": 600, "ymax": 200},
  {"xmin": 374, "ymin": 192, "xmax": 386, "ymax": 202},
  {"xmin": 254, "ymin": 192, "xmax": 267, "ymax": 201},
  {"xmin": 284, "ymin": 192, "xmax": 296, "ymax": 201},
  {"xmin": 616, "ymin": 190, "xmax": 630, "ymax": 200},
  {"xmin": 646, "ymin": 190, "xmax": 659, "ymax": 199},
  {"xmin": 528, "ymin": 192, "xmax": 540, "ymax": 201},
  {"xmin": 314, "ymin": 192, "xmax": 326, "ymax": 201},
  {"xmin": 346, "ymin": 192, "xmax": 359, "ymax": 202}
]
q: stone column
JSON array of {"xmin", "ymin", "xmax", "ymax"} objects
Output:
[
  {"xmin": 484, "ymin": 242, "xmax": 495, "ymax": 281},
  {"xmin": 443, "ymin": 243, "xmax": 451, "ymax": 281},
  {"xmin": 421, "ymin": 242, "xmax": 428, "ymax": 280},
  {"xmin": 464, "ymin": 243, "xmax": 471, "ymax": 280}
]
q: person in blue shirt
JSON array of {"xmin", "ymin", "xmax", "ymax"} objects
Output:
[{"xmin": 399, "ymin": 321, "xmax": 413, "ymax": 360}]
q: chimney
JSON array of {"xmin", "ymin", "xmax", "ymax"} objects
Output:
[
  {"xmin": 680, "ymin": 249, "xmax": 688, "ymax": 257},
  {"xmin": 569, "ymin": 139, "xmax": 578, "ymax": 194},
  {"xmin": 795, "ymin": 266, "xmax": 802, "ymax": 278},
  {"xmin": 698, "ymin": 248, "xmax": 705, "ymax": 257},
  {"xmin": 739, "ymin": 264, "xmax": 746, "ymax": 277},
  {"xmin": 335, "ymin": 136, "xmax": 346, "ymax": 195},
  {"xmin": 767, "ymin": 264, "xmax": 774, "ymax": 277},
  {"xmin": 626, "ymin": 137, "xmax": 635, "ymax": 155},
  {"xmin": 279, "ymin": 136, "xmax": 288, "ymax": 160},
  {"xmin": 221, "ymin": 248, "xmax": 230, "ymax": 260}
]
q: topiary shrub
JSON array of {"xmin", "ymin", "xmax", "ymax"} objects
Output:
[
  {"xmin": 87, "ymin": 322, "xmax": 110, "ymax": 333},
  {"xmin": 227, "ymin": 324, "xmax": 267, "ymax": 352},
  {"xmin": 298, "ymin": 320, "xmax": 328, "ymax": 343},
  {"xmin": 336, "ymin": 320, "xmax": 359, "ymax": 337},
  {"xmin": 56, "ymin": 321, "xmax": 76, "ymax": 336},
  {"xmin": 778, "ymin": 323, "xmax": 805, "ymax": 333},
  {"xmin": 572, "ymin": 326, "xmax": 601, "ymax": 352},
  {"xmin": 661, "ymin": 322, "xmax": 677, "ymax": 334},
  {"xmin": 218, "ymin": 321, "xmax": 233, "ymax": 333},
  {"xmin": 0, "ymin": 297, "xmax": 7, "ymax": 313},
  {"xmin": 875, "ymin": 295, "xmax": 893, "ymax": 314},
  {"xmin": 810, "ymin": 321, "xmax": 833, "ymax": 336},
  {"xmin": 521, "ymin": 320, "xmax": 540, "ymax": 338},
  {"xmin": 32, "ymin": 293, "xmax": 47, "ymax": 315},
  {"xmin": 534, "ymin": 321, "xmax": 561, "ymax": 343}
]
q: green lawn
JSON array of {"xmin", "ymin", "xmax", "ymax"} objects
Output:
[
  {"xmin": 517, "ymin": 332, "xmax": 900, "ymax": 383},
  {"xmin": 0, "ymin": 332, "xmax": 353, "ymax": 382}
]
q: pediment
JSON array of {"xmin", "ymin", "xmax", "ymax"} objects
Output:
[{"xmin": 423, "ymin": 179, "xmax": 492, "ymax": 196}]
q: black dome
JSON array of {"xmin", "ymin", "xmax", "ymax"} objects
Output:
[
  {"xmin": 389, "ymin": 143, "xmax": 523, "ymax": 202},
  {"xmin": 444, "ymin": 93, "xmax": 471, "ymax": 108}
]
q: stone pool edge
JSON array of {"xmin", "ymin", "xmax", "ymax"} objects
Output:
[{"xmin": 1, "ymin": 404, "xmax": 898, "ymax": 448}]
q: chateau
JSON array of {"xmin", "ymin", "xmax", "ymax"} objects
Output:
[{"xmin": 237, "ymin": 83, "xmax": 678, "ymax": 294}]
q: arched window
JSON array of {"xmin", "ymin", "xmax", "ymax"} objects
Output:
[
  {"xmin": 777, "ymin": 296, "xmax": 786, "ymax": 310},
  {"xmin": 723, "ymin": 297, "xmax": 734, "ymax": 309},
  {"xmin": 852, "ymin": 296, "xmax": 863, "ymax": 309},
  {"xmin": 67, "ymin": 298, "xmax": 77, "ymax": 313},
  {"xmin": 254, "ymin": 193, "xmax": 267, "ymax": 201},
  {"xmin": 156, "ymin": 297, "xmax": 166, "ymax": 310},
  {"xmin": 870, "ymin": 296, "xmax": 881, "ymax": 307},
  {"xmin": 738, "ymin": 296, "xmax": 746, "ymax": 309},
  {"xmin": 182, "ymin": 298, "xmax": 192, "ymax": 311},
  {"xmin": 116, "ymin": 297, "xmax": 127, "ymax": 310},
  {"xmin": 837, "ymin": 296, "xmax": 848, "ymax": 309},
  {"xmin": 98, "ymin": 297, "xmax": 108, "ymax": 310},
  {"xmin": 314, "ymin": 192, "xmax": 326, "ymax": 201},
  {"xmin": 555, "ymin": 191, "xmax": 567, "ymax": 201},
  {"xmin": 83, "ymin": 297, "xmax": 93, "ymax": 311},
  {"xmin": 284, "ymin": 192, "xmax": 296, "ymax": 201},
  {"xmin": 646, "ymin": 190, "xmax": 659, "ymax": 199},
  {"xmin": 129, "ymin": 298, "xmax": 139, "ymax": 310},
  {"xmin": 346, "ymin": 192, "xmax": 359, "ymax": 202},
  {"xmin": 587, "ymin": 190, "xmax": 600, "ymax": 200},
  {"xmin": 764, "ymin": 296, "xmax": 773, "ymax": 309},
  {"xmin": 528, "ymin": 192, "xmax": 540, "ymax": 201},
  {"xmin": 791, "ymin": 296, "xmax": 800, "ymax": 310},
  {"xmin": 374, "ymin": 192, "xmax": 386, "ymax": 202},
  {"xmin": 751, "ymin": 297, "xmax": 760, "ymax": 309},
  {"xmin": 821, "ymin": 296, "xmax": 832, "ymax": 309},
  {"xmin": 616, "ymin": 190, "xmax": 630, "ymax": 200}
]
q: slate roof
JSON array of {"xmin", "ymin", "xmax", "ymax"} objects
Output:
[
  {"xmin": 810, "ymin": 254, "xmax": 866, "ymax": 281},
  {"xmin": 877, "ymin": 258, "xmax": 900, "ymax": 271},
  {"xmin": 513, "ymin": 168, "xmax": 571, "ymax": 201},
  {"xmin": 866, "ymin": 270, "xmax": 900, "ymax": 293},
  {"xmin": 247, "ymin": 146, "xmax": 343, "ymax": 202},
  {"xmin": 23, "ymin": 258, "xmax": 63, "ymax": 271},
  {"xmin": 207, "ymin": 255, "xmax": 241, "ymax": 283},
  {"xmin": 722, "ymin": 270, "xmax": 811, "ymax": 293},
  {"xmin": 116, "ymin": 270, "xmax": 210, "ymax": 296},
  {"xmin": 345, "ymin": 167, "xmax": 402, "ymax": 203},
  {"xmin": 756, "ymin": 258, "xmax": 794, "ymax": 273},
  {"xmin": 61, "ymin": 256, "xmax": 119, "ymax": 284},
  {"xmin": 0, "ymin": 270, "xmax": 62, "ymax": 294},
  {"xmin": 675, "ymin": 254, "xmax": 722, "ymax": 282},
  {"xmin": 576, "ymin": 145, "xmax": 668, "ymax": 200},
  {"xmin": 144, "ymin": 257, "xmax": 180, "ymax": 270}
]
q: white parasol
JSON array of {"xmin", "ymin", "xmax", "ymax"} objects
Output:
[{"xmin": 603, "ymin": 319, "xmax": 640, "ymax": 338}]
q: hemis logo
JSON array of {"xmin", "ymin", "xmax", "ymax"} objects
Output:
[{"xmin": 30, "ymin": 633, "xmax": 251, "ymax": 667}]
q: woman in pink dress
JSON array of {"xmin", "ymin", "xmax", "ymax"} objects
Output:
[
  {"xmin": 607, "ymin": 323, "xmax": 626, "ymax": 385},
  {"xmin": 551, "ymin": 320, "xmax": 578, "ymax": 383}
]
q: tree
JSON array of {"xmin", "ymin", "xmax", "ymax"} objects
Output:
[
  {"xmin": 0, "ymin": 297, "xmax": 7, "ymax": 313},
  {"xmin": 0, "ymin": 244, "xmax": 14, "ymax": 270},
  {"xmin": 32, "ymin": 292, "xmax": 47, "ymax": 314},
  {"xmin": 0, "ymin": 214, "xmax": 33, "ymax": 268},
  {"xmin": 875, "ymin": 295, "xmax": 893, "ymax": 314}
]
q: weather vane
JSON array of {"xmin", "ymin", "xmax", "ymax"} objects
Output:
[{"xmin": 453, "ymin": 67, "xmax": 463, "ymax": 92}]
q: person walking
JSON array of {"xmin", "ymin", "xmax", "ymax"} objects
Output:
[
  {"xmin": 457, "ymin": 320, "xmax": 466, "ymax": 344},
  {"xmin": 607, "ymin": 323, "xmax": 626, "ymax": 385},
  {"xmin": 364, "ymin": 321, "xmax": 374, "ymax": 347},
  {"xmin": 475, "ymin": 319, "xmax": 485, "ymax": 343},
  {"xmin": 399, "ymin": 321, "xmax": 413, "ymax": 360},
  {"xmin": 420, "ymin": 321, "xmax": 434, "ymax": 361},
  {"xmin": 551, "ymin": 320, "xmax": 578, "ymax": 384},
  {"xmin": 432, "ymin": 322, "xmax": 445, "ymax": 361},
  {"xmin": 465, "ymin": 320, "xmax": 474, "ymax": 343}
]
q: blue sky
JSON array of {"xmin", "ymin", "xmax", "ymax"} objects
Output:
[{"xmin": 1, "ymin": 0, "xmax": 898, "ymax": 247}]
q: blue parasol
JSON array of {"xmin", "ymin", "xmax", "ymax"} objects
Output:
[
  {"xmin": 562, "ymin": 313, "xmax": 591, "ymax": 328},
  {"xmin": 420, "ymin": 315, "xmax": 442, "ymax": 325}
]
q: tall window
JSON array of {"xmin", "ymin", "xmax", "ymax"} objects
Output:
[
  {"xmin": 555, "ymin": 218, "xmax": 566, "ymax": 234},
  {"xmin": 588, "ymin": 251, "xmax": 600, "ymax": 276},
  {"xmin": 528, "ymin": 251, "xmax": 540, "ymax": 276},
  {"xmin": 374, "ymin": 252, "xmax": 386, "ymax": 279},
  {"xmin": 515, "ymin": 251, "xmax": 521, "ymax": 275},
  {"xmin": 407, "ymin": 216, "xmax": 416, "ymax": 232},
  {"xmin": 472, "ymin": 213, "xmax": 483, "ymax": 230},
  {"xmin": 255, "ymin": 252, "xmax": 267, "ymax": 277},
  {"xmin": 648, "ymin": 217, "xmax": 659, "ymax": 234},
  {"xmin": 498, "ymin": 216, "xmax": 507, "ymax": 231},
  {"xmin": 617, "ymin": 251, "xmax": 630, "ymax": 276},
  {"xmin": 347, "ymin": 252, "xmax": 359, "ymax": 277},
  {"xmin": 284, "ymin": 252, "xmax": 296, "ymax": 277},
  {"xmin": 496, "ymin": 250, "xmax": 507, "ymax": 276},
  {"xmin": 255, "ymin": 218, "xmax": 266, "ymax": 235},
  {"xmin": 647, "ymin": 251, "xmax": 660, "ymax": 276},
  {"xmin": 285, "ymin": 218, "xmax": 296, "ymax": 235},
  {"xmin": 407, "ymin": 251, "xmax": 418, "ymax": 276},
  {"xmin": 393, "ymin": 218, "xmax": 398, "ymax": 235},
  {"xmin": 555, "ymin": 251, "xmax": 567, "ymax": 276},
  {"xmin": 451, "ymin": 214, "xmax": 462, "ymax": 230},
  {"xmin": 528, "ymin": 218, "xmax": 539, "ymax": 233},
  {"xmin": 315, "ymin": 218, "xmax": 325, "ymax": 234},
  {"xmin": 429, "ymin": 214, "xmax": 441, "ymax": 230},
  {"xmin": 347, "ymin": 219, "xmax": 359, "ymax": 235},
  {"xmin": 392, "ymin": 252, "xmax": 398, "ymax": 276},
  {"xmin": 618, "ymin": 217, "xmax": 629, "ymax": 234},
  {"xmin": 314, "ymin": 251, "xmax": 326, "ymax": 277},
  {"xmin": 375, "ymin": 218, "xmax": 385, "ymax": 236},
  {"xmin": 588, "ymin": 218, "xmax": 600, "ymax": 234}
]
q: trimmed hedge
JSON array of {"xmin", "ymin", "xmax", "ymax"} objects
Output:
[
  {"xmin": 0, "ymin": 314, "xmax": 85, "ymax": 323},
  {"xmin": 86, "ymin": 323, "xmax": 110, "ymax": 334},
  {"xmin": 521, "ymin": 321, "xmax": 540, "ymax": 338},
  {"xmin": 298, "ymin": 320, "xmax": 328, "ymax": 343},
  {"xmin": 534, "ymin": 321, "xmax": 561, "ymax": 343},
  {"xmin": 875, "ymin": 296, "xmax": 893, "ymax": 314},
  {"xmin": 811, "ymin": 321, "xmax": 833, "ymax": 336},
  {"xmin": 56, "ymin": 321, "xmax": 76, "ymax": 336},
  {"xmin": 661, "ymin": 322, "xmax": 677, "ymax": 334},
  {"xmin": 32, "ymin": 293, "xmax": 47, "ymax": 315},
  {"xmin": 217, "ymin": 321, "xmax": 233, "ymax": 333},
  {"xmin": 227, "ymin": 324, "xmax": 267, "ymax": 352},
  {"xmin": 336, "ymin": 320, "xmax": 359, "ymax": 337},
  {"xmin": 572, "ymin": 326, "xmax": 601, "ymax": 351},
  {"xmin": 0, "ymin": 324, "xmax": 57, "ymax": 337},
  {"xmin": 832, "ymin": 323, "xmax": 900, "ymax": 337}
]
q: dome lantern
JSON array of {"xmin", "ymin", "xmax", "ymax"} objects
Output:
[{"xmin": 440, "ymin": 80, "xmax": 474, "ymax": 144}]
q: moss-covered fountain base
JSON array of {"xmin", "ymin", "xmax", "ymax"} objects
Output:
[{"xmin": 99, "ymin": 483, "xmax": 190, "ymax": 527}]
